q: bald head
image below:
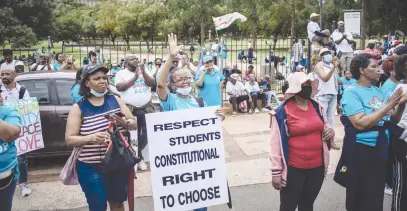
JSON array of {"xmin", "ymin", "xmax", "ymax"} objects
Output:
[
  {"xmin": 1, "ymin": 68, "xmax": 17, "ymax": 85},
  {"xmin": 125, "ymin": 55, "xmax": 139, "ymax": 70}
]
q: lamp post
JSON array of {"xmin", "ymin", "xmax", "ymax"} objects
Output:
[{"xmin": 319, "ymin": 0, "xmax": 323, "ymax": 27}]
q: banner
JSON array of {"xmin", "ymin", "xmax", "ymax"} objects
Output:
[
  {"xmin": 146, "ymin": 107, "xmax": 228, "ymax": 211},
  {"xmin": 4, "ymin": 98, "xmax": 44, "ymax": 155},
  {"xmin": 344, "ymin": 11, "xmax": 361, "ymax": 36},
  {"xmin": 213, "ymin": 12, "xmax": 247, "ymax": 31}
]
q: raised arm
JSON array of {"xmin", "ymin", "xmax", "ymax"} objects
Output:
[
  {"xmin": 314, "ymin": 61, "xmax": 338, "ymax": 82},
  {"xmin": 157, "ymin": 33, "xmax": 181, "ymax": 101}
]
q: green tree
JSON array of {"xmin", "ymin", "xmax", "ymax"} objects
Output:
[{"xmin": 96, "ymin": 1, "xmax": 119, "ymax": 46}]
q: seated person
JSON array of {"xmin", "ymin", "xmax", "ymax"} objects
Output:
[
  {"xmin": 245, "ymin": 73, "xmax": 264, "ymax": 113},
  {"xmin": 238, "ymin": 50, "xmax": 247, "ymax": 62},
  {"xmin": 226, "ymin": 74, "xmax": 252, "ymax": 116},
  {"xmin": 259, "ymin": 75, "xmax": 281, "ymax": 110}
]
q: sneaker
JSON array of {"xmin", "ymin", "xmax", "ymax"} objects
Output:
[
  {"xmin": 248, "ymin": 109, "xmax": 254, "ymax": 114},
  {"xmin": 20, "ymin": 183, "xmax": 32, "ymax": 197},
  {"xmin": 138, "ymin": 160, "xmax": 148, "ymax": 171},
  {"xmin": 255, "ymin": 108, "xmax": 259, "ymax": 113},
  {"xmin": 385, "ymin": 187, "xmax": 393, "ymax": 195},
  {"xmin": 265, "ymin": 106, "xmax": 273, "ymax": 111},
  {"xmin": 262, "ymin": 107, "xmax": 270, "ymax": 112},
  {"xmin": 232, "ymin": 112, "xmax": 237, "ymax": 117}
]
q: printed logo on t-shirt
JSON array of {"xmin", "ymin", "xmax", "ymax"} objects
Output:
[
  {"xmin": 132, "ymin": 78, "xmax": 150, "ymax": 94},
  {"xmin": 369, "ymin": 96, "xmax": 391, "ymax": 121}
]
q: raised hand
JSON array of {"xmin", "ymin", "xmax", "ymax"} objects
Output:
[{"xmin": 168, "ymin": 33, "xmax": 182, "ymax": 57}]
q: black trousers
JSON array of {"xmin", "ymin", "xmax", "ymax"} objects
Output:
[
  {"xmin": 392, "ymin": 157, "xmax": 407, "ymax": 211},
  {"xmin": 229, "ymin": 95, "xmax": 251, "ymax": 112},
  {"xmin": 346, "ymin": 142, "xmax": 387, "ymax": 211},
  {"xmin": 250, "ymin": 93, "xmax": 266, "ymax": 109},
  {"xmin": 132, "ymin": 109, "xmax": 148, "ymax": 160},
  {"xmin": 280, "ymin": 165, "xmax": 325, "ymax": 211}
]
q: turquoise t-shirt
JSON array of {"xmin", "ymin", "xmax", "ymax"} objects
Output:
[
  {"xmin": 339, "ymin": 77, "xmax": 357, "ymax": 94},
  {"xmin": 381, "ymin": 78, "xmax": 398, "ymax": 100},
  {"xmin": 0, "ymin": 106, "xmax": 22, "ymax": 180},
  {"xmin": 160, "ymin": 92, "xmax": 204, "ymax": 111},
  {"xmin": 53, "ymin": 63, "xmax": 62, "ymax": 71},
  {"xmin": 195, "ymin": 68, "xmax": 225, "ymax": 107},
  {"xmin": 341, "ymin": 83, "xmax": 390, "ymax": 147},
  {"xmin": 70, "ymin": 83, "xmax": 83, "ymax": 103}
]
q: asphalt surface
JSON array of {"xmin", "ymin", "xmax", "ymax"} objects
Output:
[{"xmin": 71, "ymin": 175, "xmax": 392, "ymax": 211}]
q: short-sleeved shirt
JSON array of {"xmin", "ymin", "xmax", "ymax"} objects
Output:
[
  {"xmin": 381, "ymin": 78, "xmax": 398, "ymax": 99},
  {"xmin": 160, "ymin": 92, "xmax": 201, "ymax": 112},
  {"xmin": 115, "ymin": 68, "xmax": 152, "ymax": 107},
  {"xmin": 331, "ymin": 30, "xmax": 354, "ymax": 53},
  {"xmin": 339, "ymin": 77, "xmax": 357, "ymax": 94},
  {"xmin": 0, "ymin": 106, "xmax": 22, "ymax": 179},
  {"xmin": 395, "ymin": 83, "xmax": 407, "ymax": 128},
  {"xmin": 53, "ymin": 63, "xmax": 62, "ymax": 71},
  {"xmin": 307, "ymin": 21, "xmax": 321, "ymax": 41},
  {"xmin": 70, "ymin": 83, "xmax": 83, "ymax": 103},
  {"xmin": 0, "ymin": 60, "xmax": 17, "ymax": 71},
  {"xmin": 341, "ymin": 83, "xmax": 390, "ymax": 146},
  {"xmin": 195, "ymin": 68, "xmax": 224, "ymax": 106},
  {"xmin": 0, "ymin": 82, "xmax": 30, "ymax": 100},
  {"xmin": 226, "ymin": 81, "xmax": 246, "ymax": 100}
]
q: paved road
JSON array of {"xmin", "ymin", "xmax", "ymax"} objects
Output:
[{"xmin": 71, "ymin": 175, "xmax": 392, "ymax": 211}]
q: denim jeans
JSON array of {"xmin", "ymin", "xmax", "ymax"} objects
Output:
[
  {"xmin": 18, "ymin": 154, "xmax": 28, "ymax": 184},
  {"xmin": 316, "ymin": 94, "xmax": 337, "ymax": 128},
  {"xmin": 194, "ymin": 208, "xmax": 207, "ymax": 211},
  {"xmin": 266, "ymin": 91, "xmax": 280, "ymax": 106},
  {"xmin": 0, "ymin": 175, "xmax": 17, "ymax": 211}
]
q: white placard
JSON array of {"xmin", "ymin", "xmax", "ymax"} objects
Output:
[
  {"xmin": 146, "ymin": 106, "xmax": 228, "ymax": 211},
  {"xmin": 4, "ymin": 98, "xmax": 44, "ymax": 155},
  {"xmin": 344, "ymin": 11, "xmax": 361, "ymax": 36}
]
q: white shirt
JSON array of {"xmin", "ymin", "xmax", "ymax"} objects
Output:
[
  {"xmin": 307, "ymin": 21, "xmax": 321, "ymax": 41},
  {"xmin": 226, "ymin": 81, "xmax": 246, "ymax": 99},
  {"xmin": 245, "ymin": 81, "xmax": 260, "ymax": 93},
  {"xmin": 0, "ymin": 82, "xmax": 30, "ymax": 100},
  {"xmin": 331, "ymin": 30, "xmax": 354, "ymax": 53},
  {"xmin": 211, "ymin": 44, "xmax": 219, "ymax": 56},
  {"xmin": 115, "ymin": 68, "xmax": 152, "ymax": 107},
  {"xmin": 396, "ymin": 84, "xmax": 407, "ymax": 128},
  {"xmin": 315, "ymin": 62, "xmax": 338, "ymax": 96},
  {"xmin": 0, "ymin": 60, "xmax": 17, "ymax": 71},
  {"xmin": 30, "ymin": 64, "xmax": 54, "ymax": 71}
]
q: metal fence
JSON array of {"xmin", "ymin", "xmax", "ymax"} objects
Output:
[{"xmin": 62, "ymin": 36, "xmax": 309, "ymax": 95}]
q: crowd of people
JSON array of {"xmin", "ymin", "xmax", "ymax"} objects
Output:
[{"xmin": 2, "ymin": 10, "xmax": 407, "ymax": 210}]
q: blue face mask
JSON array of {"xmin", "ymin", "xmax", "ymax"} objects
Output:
[
  {"xmin": 176, "ymin": 87, "xmax": 192, "ymax": 96},
  {"xmin": 323, "ymin": 54, "xmax": 333, "ymax": 63},
  {"xmin": 90, "ymin": 88, "xmax": 107, "ymax": 97}
]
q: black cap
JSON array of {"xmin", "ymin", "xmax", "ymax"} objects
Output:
[
  {"xmin": 81, "ymin": 65, "xmax": 109, "ymax": 78},
  {"xmin": 394, "ymin": 45, "xmax": 407, "ymax": 56}
]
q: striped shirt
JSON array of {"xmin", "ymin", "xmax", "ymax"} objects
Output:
[{"xmin": 78, "ymin": 95, "xmax": 122, "ymax": 164}]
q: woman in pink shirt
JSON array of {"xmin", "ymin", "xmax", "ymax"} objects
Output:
[{"xmin": 364, "ymin": 41, "xmax": 381, "ymax": 64}]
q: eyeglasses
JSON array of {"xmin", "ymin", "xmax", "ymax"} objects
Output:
[{"xmin": 174, "ymin": 77, "xmax": 192, "ymax": 83}]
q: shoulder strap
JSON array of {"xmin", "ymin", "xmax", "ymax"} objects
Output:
[
  {"xmin": 195, "ymin": 96, "xmax": 205, "ymax": 108},
  {"xmin": 19, "ymin": 86, "xmax": 26, "ymax": 99},
  {"xmin": 0, "ymin": 85, "xmax": 2, "ymax": 94}
]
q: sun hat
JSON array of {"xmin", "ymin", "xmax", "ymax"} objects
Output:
[
  {"xmin": 202, "ymin": 56, "xmax": 213, "ymax": 63},
  {"xmin": 284, "ymin": 72, "xmax": 319, "ymax": 99},
  {"xmin": 296, "ymin": 65, "xmax": 305, "ymax": 72},
  {"xmin": 319, "ymin": 48, "xmax": 331, "ymax": 56},
  {"xmin": 310, "ymin": 13, "xmax": 320, "ymax": 19}
]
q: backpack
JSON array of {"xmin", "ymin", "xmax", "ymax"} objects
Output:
[{"xmin": 0, "ymin": 85, "xmax": 26, "ymax": 99}]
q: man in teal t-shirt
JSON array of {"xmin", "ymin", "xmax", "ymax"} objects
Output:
[{"xmin": 0, "ymin": 106, "xmax": 23, "ymax": 211}]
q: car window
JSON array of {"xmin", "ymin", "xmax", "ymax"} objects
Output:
[
  {"xmin": 18, "ymin": 80, "xmax": 51, "ymax": 104},
  {"xmin": 55, "ymin": 80, "xmax": 76, "ymax": 105}
]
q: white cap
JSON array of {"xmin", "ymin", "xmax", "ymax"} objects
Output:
[
  {"xmin": 15, "ymin": 61, "xmax": 24, "ymax": 66},
  {"xmin": 319, "ymin": 48, "xmax": 331, "ymax": 56},
  {"xmin": 338, "ymin": 21, "xmax": 344, "ymax": 25}
]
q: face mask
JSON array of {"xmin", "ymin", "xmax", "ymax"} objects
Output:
[
  {"xmin": 176, "ymin": 87, "xmax": 192, "ymax": 96},
  {"xmin": 90, "ymin": 88, "xmax": 107, "ymax": 97},
  {"xmin": 295, "ymin": 86, "xmax": 312, "ymax": 100},
  {"xmin": 323, "ymin": 54, "xmax": 333, "ymax": 63}
]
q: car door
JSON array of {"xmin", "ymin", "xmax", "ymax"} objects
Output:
[
  {"xmin": 17, "ymin": 79, "xmax": 57, "ymax": 157},
  {"xmin": 53, "ymin": 79, "xmax": 76, "ymax": 155}
]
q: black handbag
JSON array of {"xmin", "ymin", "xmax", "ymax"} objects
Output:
[{"xmin": 102, "ymin": 122, "xmax": 141, "ymax": 173}]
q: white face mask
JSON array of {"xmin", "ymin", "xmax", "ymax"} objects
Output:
[
  {"xmin": 90, "ymin": 88, "xmax": 107, "ymax": 97},
  {"xmin": 176, "ymin": 87, "xmax": 192, "ymax": 96}
]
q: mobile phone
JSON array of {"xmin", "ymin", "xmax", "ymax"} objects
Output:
[{"xmin": 116, "ymin": 112, "xmax": 125, "ymax": 117}]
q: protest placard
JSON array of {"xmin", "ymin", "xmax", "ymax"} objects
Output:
[
  {"xmin": 146, "ymin": 106, "xmax": 228, "ymax": 211},
  {"xmin": 4, "ymin": 97, "xmax": 44, "ymax": 155}
]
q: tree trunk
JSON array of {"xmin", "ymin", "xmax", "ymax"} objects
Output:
[
  {"xmin": 290, "ymin": 0, "xmax": 296, "ymax": 46},
  {"xmin": 125, "ymin": 36, "xmax": 130, "ymax": 50},
  {"xmin": 361, "ymin": 0, "xmax": 369, "ymax": 49},
  {"xmin": 200, "ymin": 21, "xmax": 205, "ymax": 46}
]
